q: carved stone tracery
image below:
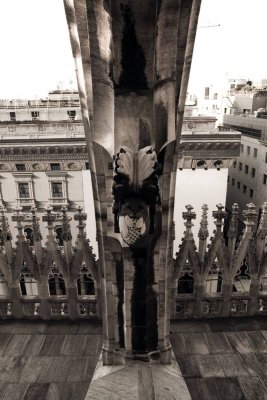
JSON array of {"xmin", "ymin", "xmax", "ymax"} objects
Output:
[{"xmin": 113, "ymin": 146, "xmax": 159, "ymax": 245}]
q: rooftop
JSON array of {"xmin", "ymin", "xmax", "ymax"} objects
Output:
[{"xmin": 0, "ymin": 317, "xmax": 265, "ymax": 399}]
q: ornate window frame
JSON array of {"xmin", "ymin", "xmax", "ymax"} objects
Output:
[
  {"xmin": 13, "ymin": 172, "xmax": 35, "ymax": 207},
  {"xmin": 46, "ymin": 171, "xmax": 68, "ymax": 207},
  {"xmin": 20, "ymin": 261, "xmax": 38, "ymax": 297}
]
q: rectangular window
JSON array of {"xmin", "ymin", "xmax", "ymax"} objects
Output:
[
  {"xmin": 243, "ymin": 185, "xmax": 247, "ymax": 194},
  {"xmin": 10, "ymin": 112, "xmax": 16, "ymax": 121},
  {"xmin": 237, "ymin": 181, "xmax": 241, "ymax": 190},
  {"xmin": 18, "ymin": 183, "xmax": 30, "ymax": 198},
  {"xmin": 249, "ymin": 189, "xmax": 254, "ymax": 198},
  {"xmin": 233, "ymin": 161, "xmax": 237, "ymax": 168},
  {"xmin": 204, "ymin": 87, "xmax": 210, "ymax": 99},
  {"xmin": 265, "ymin": 153, "xmax": 267, "ymax": 163},
  {"xmin": 252, "ymin": 168, "xmax": 256, "ymax": 177},
  {"xmin": 241, "ymin": 144, "xmax": 244, "ymax": 153},
  {"xmin": 245, "ymin": 165, "xmax": 249, "ymax": 174},
  {"xmin": 31, "ymin": 111, "xmax": 39, "ymax": 121},
  {"xmin": 16, "ymin": 164, "xmax": 26, "ymax": 171},
  {"xmin": 50, "ymin": 163, "xmax": 61, "ymax": 171},
  {"xmin": 52, "ymin": 182, "xmax": 63, "ymax": 198},
  {"xmin": 67, "ymin": 110, "xmax": 76, "ymax": 121},
  {"xmin": 227, "ymin": 175, "xmax": 230, "ymax": 183},
  {"xmin": 247, "ymin": 146, "xmax": 250, "ymax": 156},
  {"xmin": 232, "ymin": 178, "xmax": 235, "ymax": 186},
  {"xmin": 239, "ymin": 162, "xmax": 242, "ymax": 171},
  {"xmin": 264, "ymin": 174, "xmax": 267, "ymax": 185},
  {"xmin": 254, "ymin": 148, "xmax": 258, "ymax": 158}
]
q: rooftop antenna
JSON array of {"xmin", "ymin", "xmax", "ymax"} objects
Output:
[{"xmin": 198, "ymin": 23, "xmax": 220, "ymax": 29}]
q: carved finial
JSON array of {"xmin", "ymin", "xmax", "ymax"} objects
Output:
[
  {"xmin": 212, "ymin": 204, "xmax": 227, "ymax": 232},
  {"xmin": 11, "ymin": 205, "xmax": 26, "ymax": 241},
  {"xmin": 42, "ymin": 205, "xmax": 57, "ymax": 236},
  {"xmin": 182, "ymin": 205, "xmax": 196, "ymax": 235},
  {"xmin": 61, "ymin": 206, "xmax": 72, "ymax": 241},
  {"xmin": 228, "ymin": 203, "xmax": 239, "ymax": 239},
  {"xmin": 74, "ymin": 205, "xmax": 87, "ymax": 238},
  {"xmin": 43, "ymin": 205, "xmax": 55, "ymax": 222},
  {"xmin": 243, "ymin": 203, "xmax": 257, "ymax": 226},
  {"xmin": 257, "ymin": 202, "xmax": 267, "ymax": 239},
  {"xmin": 0, "ymin": 205, "xmax": 11, "ymax": 241},
  {"xmin": 182, "ymin": 205, "xmax": 196, "ymax": 223},
  {"xmin": 198, "ymin": 204, "xmax": 209, "ymax": 240},
  {"xmin": 31, "ymin": 206, "xmax": 42, "ymax": 242}
]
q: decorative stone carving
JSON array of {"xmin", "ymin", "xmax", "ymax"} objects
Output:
[
  {"xmin": 0, "ymin": 164, "xmax": 10, "ymax": 171},
  {"xmin": 67, "ymin": 162, "xmax": 82, "ymax": 170},
  {"xmin": 32, "ymin": 163, "xmax": 42, "ymax": 171},
  {"xmin": 113, "ymin": 146, "xmax": 159, "ymax": 245},
  {"xmin": 198, "ymin": 204, "xmax": 209, "ymax": 240}
]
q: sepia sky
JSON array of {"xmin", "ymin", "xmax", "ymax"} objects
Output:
[{"xmin": 0, "ymin": 0, "xmax": 266, "ymax": 98}]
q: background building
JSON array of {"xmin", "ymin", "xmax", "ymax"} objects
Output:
[
  {"xmin": 175, "ymin": 109, "xmax": 240, "ymax": 247},
  {"xmin": 223, "ymin": 87, "xmax": 267, "ymax": 222},
  {"xmin": 0, "ymin": 90, "xmax": 98, "ymax": 249}
]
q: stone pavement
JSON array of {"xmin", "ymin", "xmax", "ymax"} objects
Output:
[
  {"xmin": 0, "ymin": 320, "xmax": 102, "ymax": 400},
  {"xmin": 171, "ymin": 317, "xmax": 267, "ymax": 400},
  {"xmin": 0, "ymin": 317, "xmax": 265, "ymax": 399}
]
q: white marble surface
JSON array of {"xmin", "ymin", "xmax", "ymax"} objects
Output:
[{"xmin": 85, "ymin": 351, "xmax": 192, "ymax": 400}]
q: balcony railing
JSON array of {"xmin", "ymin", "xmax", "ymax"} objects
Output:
[
  {"xmin": 174, "ymin": 293, "xmax": 267, "ymax": 319},
  {"xmin": 0, "ymin": 297, "xmax": 98, "ymax": 320}
]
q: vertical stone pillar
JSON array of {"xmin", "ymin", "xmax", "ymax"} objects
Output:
[
  {"xmin": 194, "ymin": 282, "xmax": 205, "ymax": 318},
  {"xmin": 248, "ymin": 279, "xmax": 261, "ymax": 315},
  {"xmin": 112, "ymin": 281, "xmax": 119, "ymax": 347},
  {"xmin": 123, "ymin": 249, "xmax": 134, "ymax": 356},
  {"xmin": 101, "ymin": 246, "xmax": 116, "ymax": 365},
  {"xmin": 95, "ymin": 284, "xmax": 102, "ymax": 320},
  {"xmin": 222, "ymin": 280, "xmax": 233, "ymax": 316},
  {"xmin": 37, "ymin": 281, "xmax": 51, "ymax": 319},
  {"xmin": 9, "ymin": 283, "xmax": 24, "ymax": 318},
  {"xmin": 66, "ymin": 283, "xmax": 79, "ymax": 319}
]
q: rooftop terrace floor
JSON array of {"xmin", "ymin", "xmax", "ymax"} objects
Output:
[{"xmin": 0, "ymin": 317, "xmax": 265, "ymax": 399}]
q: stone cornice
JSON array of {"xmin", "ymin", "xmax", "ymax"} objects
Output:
[{"xmin": 0, "ymin": 142, "xmax": 88, "ymax": 160}]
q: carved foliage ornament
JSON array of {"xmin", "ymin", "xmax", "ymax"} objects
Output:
[{"xmin": 113, "ymin": 146, "xmax": 159, "ymax": 246}]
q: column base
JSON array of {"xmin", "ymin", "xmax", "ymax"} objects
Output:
[{"xmin": 85, "ymin": 350, "xmax": 191, "ymax": 400}]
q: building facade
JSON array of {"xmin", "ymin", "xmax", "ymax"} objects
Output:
[
  {"xmin": 223, "ymin": 91, "xmax": 267, "ymax": 221},
  {"xmin": 0, "ymin": 90, "xmax": 90, "ymax": 241}
]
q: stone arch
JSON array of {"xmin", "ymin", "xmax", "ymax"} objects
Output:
[
  {"xmin": 233, "ymin": 257, "xmax": 251, "ymax": 294},
  {"xmin": 177, "ymin": 260, "xmax": 195, "ymax": 294},
  {"xmin": 48, "ymin": 262, "xmax": 66, "ymax": 296},
  {"xmin": 77, "ymin": 264, "xmax": 95, "ymax": 296},
  {"xmin": 205, "ymin": 257, "xmax": 223, "ymax": 294},
  {"xmin": 20, "ymin": 261, "xmax": 38, "ymax": 296}
]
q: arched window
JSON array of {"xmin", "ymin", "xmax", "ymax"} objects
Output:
[
  {"xmin": 77, "ymin": 265, "xmax": 95, "ymax": 296},
  {"xmin": 0, "ymin": 271, "xmax": 8, "ymax": 297},
  {"xmin": 20, "ymin": 261, "xmax": 38, "ymax": 296},
  {"xmin": 24, "ymin": 227, "xmax": 34, "ymax": 246},
  {"xmin": 206, "ymin": 262, "xmax": 223, "ymax": 294},
  {"xmin": 233, "ymin": 258, "xmax": 251, "ymax": 293},
  {"xmin": 55, "ymin": 227, "xmax": 64, "ymax": 246},
  {"xmin": 48, "ymin": 262, "xmax": 66, "ymax": 296},
  {"xmin": 0, "ymin": 229, "xmax": 11, "ymax": 244},
  {"xmin": 177, "ymin": 262, "xmax": 194, "ymax": 294}
]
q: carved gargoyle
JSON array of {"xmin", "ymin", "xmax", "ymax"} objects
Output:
[{"xmin": 113, "ymin": 146, "xmax": 159, "ymax": 246}]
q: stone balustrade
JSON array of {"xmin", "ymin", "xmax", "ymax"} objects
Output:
[
  {"xmin": 172, "ymin": 202, "xmax": 267, "ymax": 319},
  {"xmin": 0, "ymin": 202, "xmax": 266, "ymax": 321},
  {"xmin": 0, "ymin": 205, "xmax": 100, "ymax": 320}
]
